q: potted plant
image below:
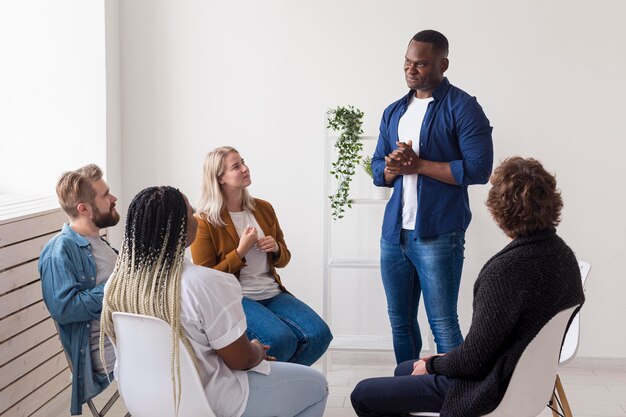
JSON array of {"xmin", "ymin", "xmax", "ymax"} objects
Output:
[
  {"xmin": 360, "ymin": 156, "xmax": 391, "ymax": 200},
  {"xmin": 360, "ymin": 155, "xmax": 373, "ymax": 179},
  {"xmin": 327, "ymin": 105, "xmax": 364, "ymax": 220}
]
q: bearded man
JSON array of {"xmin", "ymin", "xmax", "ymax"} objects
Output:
[{"xmin": 39, "ymin": 164, "xmax": 121, "ymax": 415}]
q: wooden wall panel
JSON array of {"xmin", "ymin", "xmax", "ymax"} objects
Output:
[
  {"xmin": 0, "ymin": 371, "xmax": 71, "ymax": 417},
  {"xmin": 0, "ymin": 210, "xmax": 66, "ymax": 248},
  {"xmin": 28, "ymin": 386, "xmax": 71, "ymax": 417},
  {"xmin": 0, "ymin": 352, "xmax": 67, "ymax": 414},
  {"xmin": 0, "ymin": 198, "xmax": 72, "ymax": 417},
  {"xmin": 0, "ymin": 318, "xmax": 57, "ymax": 367},
  {"xmin": 0, "ymin": 336, "xmax": 64, "ymax": 391},
  {"xmin": 0, "ymin": 301, "xmax": 49, "ymax": 343},
  {"xmin": 0, "ymin": 233, "xmax": 57, "ymax": 272},
  {"xmin": 0, "ymin": 281, "xmax": 43, "ymax": 319},
  {"xmin": 0, "ymin": 260, "xmax": 39, "ymax": 295}
]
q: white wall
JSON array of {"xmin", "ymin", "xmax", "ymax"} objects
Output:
[
  {"xmin": 0, "ymin": 0, "xmax": 108, "ymax": 194},
  {"xmin": 112, "ymin": 0, "xmax": 625, "ymax": 358},
  {"xmin": 105, "ymin": 0, "xmax": 123, "ymax": 244}
]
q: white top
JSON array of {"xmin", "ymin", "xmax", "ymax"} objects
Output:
[
  {"xmin": 179, "ymin": 260, "xmax": 270, "ymax": 417},
  {"xmin": 229, "ymin": 210, "xmax": 281, "ymax": 301},
  {"xmin": 399, "ymin": 95, "xmax": 433, "ymax": 230}
]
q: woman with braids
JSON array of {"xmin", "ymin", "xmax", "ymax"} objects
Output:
[
  {"xmin": 350, "ymin": 157, "xmax": 585, "ymax": 417},
  {"xmin": 190, "ymin": 146, "xmax": 332, "ymax": 365},
  {"xmin": 101, "ymin": 186, "xmax": 328, "ymax": 417}
]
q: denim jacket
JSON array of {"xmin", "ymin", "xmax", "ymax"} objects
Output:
[
  {"xmin": 39, "ymin": 224, "xmax": 115, "ymax": 415},
  {"xmin": 372, "ymin": 78, "xmax": 493, "ymax": 241}
]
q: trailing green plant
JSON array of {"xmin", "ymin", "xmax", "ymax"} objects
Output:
[
  {"xmin": 360, "ymin": 156, "xmax": 373, "ymax": 179},
  {"xmin": 327, "ymin": 105, "xmax": 364, "ymax": 220}
]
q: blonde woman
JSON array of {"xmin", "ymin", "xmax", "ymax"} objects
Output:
[
  {"xmin": 101, "ymin": 186, "xmax": 328, "ymax": 417},
  {"xmin": 191, "ymin": 146, "xmax": 332, "ymax": 365}
]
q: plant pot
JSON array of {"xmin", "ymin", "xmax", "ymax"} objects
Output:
[{"xmin": 372, "ymin": 186, "xmax": 391, "ymax": 200}]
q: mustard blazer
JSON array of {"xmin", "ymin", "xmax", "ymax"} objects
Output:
[{"xmin": 190, "ymin": 198, "xmax": 291, "ymax": 292}]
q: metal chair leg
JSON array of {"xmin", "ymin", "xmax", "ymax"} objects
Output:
[
  {"xmin": 99, "ymin": 390, "xmax": 120, "ymax": 416},
  {"xmin": 86, "ymin": 389, "xmax": 126, "ymax": 417},
  {"xmin": 87, "ymin": 400, "xmax": 100, "ymax": 417}
]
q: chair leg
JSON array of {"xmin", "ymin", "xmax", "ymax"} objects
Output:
[
  {"xmin": 549, "ymin": 391, "xmax": 561, "ymax": 417},
  {"xmin": 87, "ymin": 400, "xmax": 100, "ymax": 417},
  {"xmin": 554, "ymin": 375, "xmax": 573, "ymax": 417},
  {"xmin": 86, "ymin": 390, "xmax": 122, "ymax": 417},
  {"xmin": 99, "ymin": 390, "xmax": 120, "ymax": 416}
]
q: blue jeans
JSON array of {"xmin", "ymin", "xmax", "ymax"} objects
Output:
[
  {"xmin": 351, "ymin": 360, "xmax": 451, "ymax": 416},
  {"xmin": 242, "ymin": 362, "xmax": 328, "ymax": 417},
  {"xmin": 380, "ymin": 229, "xmax": 465, "ymax": 363},
  {"xmin": 243, "ymin": 293, "xmax": 333, "ymax": 366}
]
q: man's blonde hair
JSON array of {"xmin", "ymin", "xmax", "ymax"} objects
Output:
[{"xmin": 56, "ymin": 164, "xmax": 103, "ymax": 218}]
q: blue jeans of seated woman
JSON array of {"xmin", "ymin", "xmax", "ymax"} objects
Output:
[
  {"xmin": 243, "ymin": 293, "xmax": 333, "ymax": 366},
  {"xmin": 242, "ymin": 362, "xmax": 328, "ymax": 417},
  {"xmin": 380, "ymin": 229, "xmax": 465, "ymax": 364}
]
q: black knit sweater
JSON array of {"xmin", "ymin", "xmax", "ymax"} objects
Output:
[{"xmin": 425, "ymin": 229, "xmax": 585, "ymax": 417}]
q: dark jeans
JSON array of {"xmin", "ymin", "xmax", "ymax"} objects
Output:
[{"xmin": 351, "ymin": 360, "xmax": 452, "ymax": 417}]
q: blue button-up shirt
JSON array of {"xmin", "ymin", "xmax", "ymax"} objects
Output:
[
  {"xmin": 372, "ymin": 78, "xmax": 493, "ymax": 241},
  {"xmin": 39, "ymin": 224, "xmax": 114, "ymax": 415}
]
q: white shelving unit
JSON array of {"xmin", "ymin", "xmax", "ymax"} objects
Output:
[
  {"xmin": 322, "ymin": 134, "xmax": 435, "ymax": 375},
  {"xmin": 322, "ymin": 134, "xmax": 394, "ymax": 375}
]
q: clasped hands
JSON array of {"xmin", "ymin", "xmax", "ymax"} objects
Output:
[
  {"xmin": 384, "ymin": 140, "xmax": 422, "ymax": 177},
  {"xmin": 236, "ymin": 225, "xmax": 279, "ymax": 259},
  {"xmin": 411, "ymin": 353, "xmax": 444, "ymax": 376}
]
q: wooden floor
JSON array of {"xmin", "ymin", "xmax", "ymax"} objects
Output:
[{"xmin": 47, "ymin": 354, "xmax": 626, "ymax": 417}]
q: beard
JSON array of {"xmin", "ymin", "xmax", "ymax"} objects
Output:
[{"xmin": 92, "ymin": 205, "xmax": 120, "ymax": 229}]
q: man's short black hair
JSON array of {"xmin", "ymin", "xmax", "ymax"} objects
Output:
[{"xmin": 411, "ymin": 30, "xmax": 449, "ymax": 57}]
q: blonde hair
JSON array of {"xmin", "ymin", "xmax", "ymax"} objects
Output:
[
  {"xmin": 196, "ymin": 146, "xmax": 255, "ymax": 225},
  {"xmin": 56, "ymin": 164, "xmax": 103, "ymax": 218},
  {"xmin": 100, "ymin": 186, "xmax": 193, "ymax": 413}
]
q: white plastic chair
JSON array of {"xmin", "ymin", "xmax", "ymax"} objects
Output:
[
  {"xmin": 112, "ymin": 312, "xmax": 216, "ymax": 417},
  {"xmin": 551, "ymin": 261, "xmax": 591, "ymax": 417},
  {"xmin": 559, "ymin": 261, "xmax": 591, "ymax": 365},
  {"xmin": 411, "ymin": 304, "xmax": 581, "ymax": 417}
]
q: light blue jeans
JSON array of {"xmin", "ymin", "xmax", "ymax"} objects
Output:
[
  {"xmin": 380, "ymin": 229, "xmax": 465, "ymax": 364},
  {"xmin": 243, "ymin": 293, "xmax": 333, "ymax": 366},
  {"xmin": 242, "ymin": 362, "xmax": 328, "ymax": 417}
]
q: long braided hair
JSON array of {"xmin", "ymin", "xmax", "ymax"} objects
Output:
[{"xmin": 100, "ymin": 186, "xmax": 192, "ymax": 411}]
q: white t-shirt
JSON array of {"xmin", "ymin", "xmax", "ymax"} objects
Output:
[
  {"xmin": 104, "ymin": 260, "xmax": 269, "ymax": 417},
  {"xmin": 398, "ymin": 95, "xmax": 433, "ymax": 230},
  {"xmin": 179, "ymin": 260, "xmax": 270, "ymax": 417},
  {"xmin": 228, "ymin": 210, "xmax": 281, "ymax": 301}
]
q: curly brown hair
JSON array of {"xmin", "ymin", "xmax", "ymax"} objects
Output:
[{"xmin": 486, "ymin": 157, "xmax": 563, "ymax": 238}]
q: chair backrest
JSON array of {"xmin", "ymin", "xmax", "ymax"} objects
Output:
[
  {"xmin": 483, "ymin": 304, "xmax": 580, "ymax": 417},
  {"xmin": 112, "ymin": 312, "xmax": 216, "ymax": 417},
  {"xmin": 559, "ymin": 261, "xmax": 591, "ymax": 365}
]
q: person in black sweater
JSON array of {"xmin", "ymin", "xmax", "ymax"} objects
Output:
[{"xmin": 351, "ymin": 157, "xmax": 585, "ymax": 417}]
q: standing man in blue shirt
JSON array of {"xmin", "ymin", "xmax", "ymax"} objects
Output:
[
  {"xmin": 372, "ymin": 30, "xmax": 493, "ymax": 364},
  {"xmin": 39, "ymin": 164, "xmax": 120, "ymax": 415}
]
